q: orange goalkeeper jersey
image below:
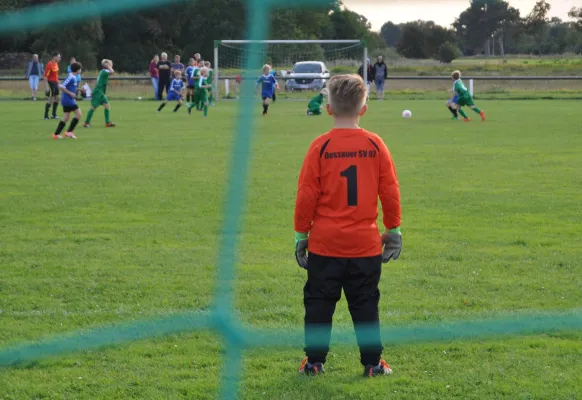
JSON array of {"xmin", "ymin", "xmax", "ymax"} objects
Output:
[{"xmin": 294, "ymin": 128, "xmax": 401, "ymax": 258}]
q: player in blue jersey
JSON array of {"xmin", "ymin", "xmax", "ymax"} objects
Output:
[
  {"xmin": 157, "ymin": 70, "xmax": 185, "ymax": 113},
  {"xmin": 52, "ymin": 62, "xmax": 83, "ymax": 140},
  {"xmin": 256, "ymin": 64, "xmax": 278, "ymax": 116},
  {"xmin": 185, "ymin": 58, "xmax": 198, "ymax": 105}
]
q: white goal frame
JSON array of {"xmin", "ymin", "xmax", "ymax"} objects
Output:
[{"xmin": 213, "ymin": 40, "xmax": 368, "ymax": 101}]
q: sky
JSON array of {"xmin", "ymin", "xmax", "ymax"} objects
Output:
[{"xmin": 342, "ymin": 0, "xmax": 578, "ymax": 30}]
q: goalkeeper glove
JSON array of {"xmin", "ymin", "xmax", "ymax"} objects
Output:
[
  {"xmin": 294, "ymin": 232, "xmax": 309, "ymax": 270},
  {"xmin": 381, "ymin": 228, "xmax": 402, "ymax": 263}
]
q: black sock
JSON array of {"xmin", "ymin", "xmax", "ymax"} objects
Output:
[
  {"xmin": 272, "ymin": 93, "xmax": 276, "ymax": 102},
  {"xmin": 448, "ymin": 106, "xmax": 455, "ymax": 116},
  {"xmin": 158, "ymin": 102, "xmax": 166, "ymax": 111},
  {"xmin": 44, "ymin": 103, "xmax": 50, "ymax": 118},
  {"xmin": 55, "ymin": 121, "xmax": 66, "ymax": 135},
  {"xmin": 452, "ymin": 108, "xmax": 458, "ymax": 117},
  {"xmin": 173, "ymin": 104, "xmax": 181, "ymax": 112},
  {"xmin": 52, "ymin": 102, "xmax": 58, "ymax": 117},
  {"xmin": 263, "ymin": 104, "xmax": 268, "ymax": 114},
  {"xmin": 68, "ymin": 118, "xmax": 79, "ymax": 132}
]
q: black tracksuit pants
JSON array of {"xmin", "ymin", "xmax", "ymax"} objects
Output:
[
  {"xmin": 303, "ymin": 253, "xmax": 383, "ymax": 366},
  {"xmin": 158, "ymin": 76, "xmax": 170, "ymax": 100}
]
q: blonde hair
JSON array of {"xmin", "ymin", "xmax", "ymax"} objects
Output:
[
  {"xmin": 262, "ymin": 64, "xmax": 271, "ymax": 73},
  {"xmin": 200, "ymin": 66, "xmax": 209, "ymax": 76},
  {"xmin": 452, "ymin": 70, "xmax": 461, "ymax": 80},
  {"xmin": 101, "ymin": 59, "xmax": 112, "ymax": 67},
  {"xmin": 204, "ymin": 61, "xmax": 211, "ymax": 68},
  {"xmin": 327, "ymin": 74, "xmax": 367, "ymax": 117}
]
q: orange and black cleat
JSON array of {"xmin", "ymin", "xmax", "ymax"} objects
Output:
[
  {"xmin": 480, "ymin": 110, "xmax": 486, "ymax": 122},
  {"xmin": 299, "ymin": 357, "xmax": 324, "ymax": 376},
  {"xmin": 363, "ymin": 360, "xmax": 393, "ymax": 377},
  {"xmin": 105, "ymin": 122, "xmax": 116, "ymax": 127}
]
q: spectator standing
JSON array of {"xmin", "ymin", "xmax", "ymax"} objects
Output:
[
  {"xmin": 150, "ymin": 54, "xmax": 160, "ymax": 100},
  {"xmin": 193, "ymin": 53, "xmax": 201, "ymax": 67},
  {"xmin": 25, "ymin": 54, "xmax": 44, "ymax": 100},
  {"xmin": 157, "ymin": 52, "xmax": 172, "ymax": 100},
  {"xmin": 171, "ymin": 55, "xmax": 185, "ymax": 77},
  {"xmin": 372, "ymin": 56, "xmax": 388, "ymax": 100},
  {"xmin": 67, "ymin": 57, "xmax": 82, "ymax": 98},
  {"xmin": 357, "ymin": 57, "xmax": 374, "ymax": 101}
]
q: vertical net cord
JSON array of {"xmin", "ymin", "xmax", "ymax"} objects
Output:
[{"xmin": 215, "ymin": 1, "xmax": 270, "ymax": 398}]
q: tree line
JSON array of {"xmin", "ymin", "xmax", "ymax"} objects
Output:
[
  {"xmin": 383, "ymin": 0, "xmax": 582, "ymax": 62},
  {"xmin": 1, "ymin": 0, "xmax": 581, "ymax": 73}
]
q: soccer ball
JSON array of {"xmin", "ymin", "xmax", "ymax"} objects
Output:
[{"xmin": 402, "ymin": 110, "xmax": 412, "ymax": 118}]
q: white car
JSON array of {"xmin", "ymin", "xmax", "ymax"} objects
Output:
[{"xmin": 285, "ymin": 61, "xmax": 330, "ymax": 91}]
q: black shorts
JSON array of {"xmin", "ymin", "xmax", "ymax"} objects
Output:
[
  {"xmin": 187, "ymin": 85, "xmax": 195, "ymax": 89},
  {"xmin": 48, "ymin": 81, "xmax": 59, "ymax": 97},
  {"xmin": 62, "ymin": 104, "xmax": 79, "ymax": 113}
]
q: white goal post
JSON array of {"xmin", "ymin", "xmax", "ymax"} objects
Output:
[{"xmin": 213, "ymin": 40, "xmax": 368, "ymax": 101}]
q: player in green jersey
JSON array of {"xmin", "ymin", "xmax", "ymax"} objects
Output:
[
  {"xmin": 189, "ymin": 64, "xmax": 202, "ymax": 111},
  {"xmin": 450, "ymin": 70, "xmax": 486, "ymax": 122},
  {"xmin": 188, "ymin": 67, "xmax": 211, "ymax": 117},
  {"xmin": 84, "ymin": 59, "xmax": 116, "ymax": 128},
  {"xmin": 306, "ymin": 88, "xmax": 328, "ymax": 116},
  {"xmin": 204, "ymin": 61, "xmax": 215, "ymax": 106}
]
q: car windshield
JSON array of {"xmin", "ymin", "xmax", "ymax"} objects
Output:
[{"xmin": 293, "ymin": 64, "xmax": 322, "ymax": 73}]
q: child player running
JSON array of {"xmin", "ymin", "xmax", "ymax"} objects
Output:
[
  {"xmin": 189, "ymin": 67, "xmax": 211, "ymax": 117},
  {"xmin": 256, "ymin": 64, "xmax": 278, "ymax": 116},
  {"xmin": 185, "ymin": 58, "xmax": 198, "ymax": 105},
  {"xmin": 294, "ymin": 74, "xmax": 402, "ymax": 377},
  {"xmin": 52, "ymin": 62, "xmax": 83, "ymax": 140},
  {"xmin": 84, "ymin": 59, "xmax": 116, "ymax": 128},
  {"xmin": 445, "ymin": 90, "xmax": 460, "ymax": 120},
  {"xmin": 450, "ymin": 70, "xmax": 486, "ymax": 122},
  {"xmin": 204, "ymin": 61, "xmax": 215, "ymax": 106},
  {"xmin": 306, "ymin": 88, "xmax": 328, "ymax": 116},
  {"xmin": 157, "ymin": 70, "xmax": 185, "ymax": 113}
]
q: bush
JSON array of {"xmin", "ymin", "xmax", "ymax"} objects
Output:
[{"xmin": 438, "ymin": 42, "xmax": 460, "ymax": 64}]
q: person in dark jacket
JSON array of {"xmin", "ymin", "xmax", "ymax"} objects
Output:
[
  {"xmin": 372, "ymin": 56, "xmax": 388, "ymax": 100},
  {"xmin": 358, "ymin": 57, "xmax": 374, "ymax": 101},
  {"xmin": 25, "ymin": 54, "xmax": 44, "ymax": 100}
]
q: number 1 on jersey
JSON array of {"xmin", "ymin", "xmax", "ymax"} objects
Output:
[{"xmin": 340, "ymin": 165, "xmax": 358, "ymax": 206}]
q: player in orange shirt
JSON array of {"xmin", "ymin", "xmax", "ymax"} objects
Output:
[
  {"xmin": 43, "ymin": 52, "xmax": 61, "ymax": 120},
  {"xmin": 294, "ymin": 74, "xmax": 402, "ymax": 377}
]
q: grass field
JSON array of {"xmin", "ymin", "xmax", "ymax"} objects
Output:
[{"xmin": 0, "ymin": 99, "xmax": 581, "ymax": 399}]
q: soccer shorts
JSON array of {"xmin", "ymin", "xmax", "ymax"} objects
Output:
[
  {"xmin": 62, "ymin": 104, "xmax": 79, "ymax": 113},
  {"xmin": 262, "ymin": 92, "xmax": 273, "ymax": 101},
  {"xmin": 308, "ymin": 107, "xmax": 322, "ymax": 115},
  {"xmin": 187, "ymin": 84, "xmax": 195, "ymax": 90},
  {"xmin": 198, "ymin": 90, "xmax": 208, "ymax": 103},
  {"xmin": 48, "ymin": 81, "xmax": 59, "ymax": 97},
  {"xmin": 91, "ymin": 91, "xmax": 109, "ymax": 108},
  {"xmin": 456, "ymin": 95, "xmax": 474, "ymax": 107},
  {"xmin": 167, "ymin": 92, "xmax": 182, "ymax": 101}
]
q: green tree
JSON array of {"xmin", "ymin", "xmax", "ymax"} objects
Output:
[
  {"xmin": 454, "ymin": 0, "xmax": 516, "ymax": 56},
  {"xmin": 526, "ymin": 0, "xmax": 551, "ymax": 55},
  {"xmin": 380, "ymin": 21, "xmax": 401, "ymax": 47},
  {"xmin": 438, "ymin": 42, "xmax": 460, "ymax": 63},
  {"xmin": 396, "ymin": 21, "xmax": 455, "ymax": 59},
  {"xmin": 569, "ymin": 7, "xmax": 582, "ymax": 31}
]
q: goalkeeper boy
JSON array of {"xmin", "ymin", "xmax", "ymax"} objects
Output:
[
  {"xmin": 294, "ymin": 74, "xmax": 402, "ymax": 377},
  {"xmin": 306, "ymin": 88, "xmax": 328, "ymax": 116},
  {"xmin": 450, "ymin": 70, "xmax": 486, "ymax": 122}
]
